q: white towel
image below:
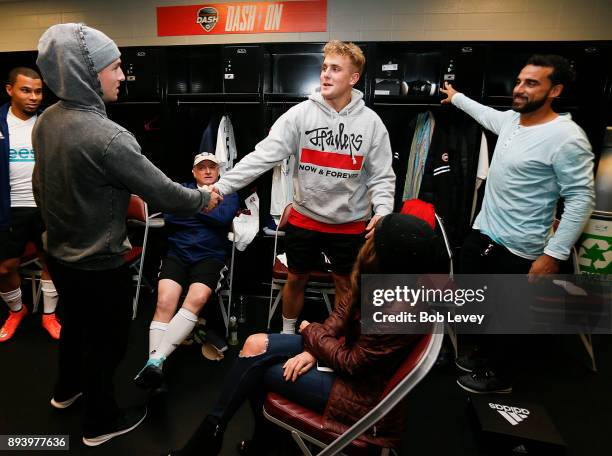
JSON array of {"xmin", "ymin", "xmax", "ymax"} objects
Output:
[{"xmin": 233, "ymin": 192, "xmax": 259, "ymax": 251}]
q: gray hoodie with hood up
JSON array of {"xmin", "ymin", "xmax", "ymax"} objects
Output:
[
  {"xmin": 216, "ymin": 89, "xmax": 395, "ymax": 224},
  {"xmin": 32, "ymin": 23, "xmax": 209, "ymax": 270}
]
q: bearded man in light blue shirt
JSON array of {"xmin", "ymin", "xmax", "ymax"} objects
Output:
[{"xmin": 441, "ymin": 54, "xmax": 595, "ymax": 394}]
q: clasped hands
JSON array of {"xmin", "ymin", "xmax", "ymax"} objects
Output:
[
  {"xmin": 200, "ymin": 185, "xmax": 223, "ymax": 212},
  {"xmin": 282, "ymin": 320, "xmax": 316, "ymax": 382}
]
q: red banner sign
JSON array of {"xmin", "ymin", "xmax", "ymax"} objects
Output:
[{"xmin": 157, "ymin": 1, "xmax": 327, "ymax": 36}]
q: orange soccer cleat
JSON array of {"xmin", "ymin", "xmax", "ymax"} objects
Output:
[
  {"xmin": 0, "ymin": 305, "xmax": 28, "ymax": 342},
  {"xmin": 41, "ymin": 313, "xmax": 62, "ymax": 340}
]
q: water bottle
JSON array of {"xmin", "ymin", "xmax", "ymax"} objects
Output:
[
  {"xmin": 228, "ymin": 316, "xmax": 238, "ymax": 346},
  {"xmin": 238, "ymin": 295, "xmax": 246, "ymax": 324}
]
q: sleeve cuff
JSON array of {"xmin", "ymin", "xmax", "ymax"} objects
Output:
[
  {"xmin": 543, "ymin": 248, "xmax": 569, "ymax": 262},
  {"xmin": 215, "ymin": 181, "xmax": 228, "ymax": 196},
  {"xmin": 451, "ymin": 92, "xmax": 466, "ymax": 107},
  {"xmin": 374, "ymin": 207, "xmax": 393, "ymax": 217}
]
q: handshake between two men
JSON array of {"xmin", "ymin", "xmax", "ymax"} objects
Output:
[{"xmin": 200, "ymin": 185, "xmax": 223, "ymax": 213}]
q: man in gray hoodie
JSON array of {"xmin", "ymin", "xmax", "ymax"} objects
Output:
[
  {"xmin": 32, "ymin": 23, "xmax": 220, "ymax": 446},
  {"xmin": 214, "ymin": 41, "xmax": 395, "ymax": 334}
]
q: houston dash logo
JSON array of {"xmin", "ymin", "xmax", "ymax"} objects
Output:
[{"xmin": 197, "ymin": 6, "xmax": 219, "ymax": 32}]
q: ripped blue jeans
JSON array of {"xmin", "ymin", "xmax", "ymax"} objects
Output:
[{"xmin": 210, "ymin": 333, "xmax": 335, "ymax": 431}]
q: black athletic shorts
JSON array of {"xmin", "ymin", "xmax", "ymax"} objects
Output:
[
  {"xmin": 0, "ymin": 207, "xmax": 45, "ymax": 261},
  {"xmin": 284, "ymin": 222, "xmax": 365, "ymax": 275},
  {"xmin": 159, "ymin": 256, "xmax": 225, "ymax": 291}
]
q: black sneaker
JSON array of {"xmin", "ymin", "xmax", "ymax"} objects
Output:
[
  {"xmin": 455, "ymin": 352, "xmax": 489, "ymax": 372},
  {"xmin": 434, "ymin": 343, "xmax": 453, "ymax": 368},
  {"xmin": 237, "ymin": 439, "xmax": 270, "ymax": 456},
  {"xmin": 149, "ymin": 382, "xmax": 169, "ymax": 398},
  {"xmin": 134, "ymin": 362, "xmax": 165, "ymax": 390},
  {"xmin": 457, "ymin": 369, "xmax": 512, "ymax": 394},
  {"xmin": 206, "ymin": 328, "xmax": 228, "ymax": 353},
  {"xmin": 50, "ymin": 391, "xmax": 83, "ymax": 409},
  {"xmin": 82, "ymin": 406, "xmax": 147, "ymax": 446}
]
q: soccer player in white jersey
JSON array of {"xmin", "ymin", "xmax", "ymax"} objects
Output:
[{"xmin": 0, "ymin": 67, "xmax": 61, "ymax": 342}]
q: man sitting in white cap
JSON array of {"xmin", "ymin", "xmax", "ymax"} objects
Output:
[{"xmin": 135, "ymin": 152, "xmax": 239, "ymax": 392}]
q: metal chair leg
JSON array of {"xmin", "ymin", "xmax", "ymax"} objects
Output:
[
  {"xmin": 579, "ymin": 332, "xmax": 597, "ymax": 372},
  {"xmin": 291, "ymin": 431, "xmax": 313, "ymax": 456},
  {"xmin": 268, "ymin": 284, "xmax": 283, "ymax": 329},
  {"xmin": 31, "ymin": 272, "xmax": 42, "ymax": 314}
]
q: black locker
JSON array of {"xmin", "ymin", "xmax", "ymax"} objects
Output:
[
  {"xmin": 222, "ymin": 45, "xmax": 261, "ymax": 94},
  {"xmin": 272, "ymin": 52, "xmax": 323, "ymax": 95},
  {"xmin": 373, "ymin": 45, "xmax": 443, "ymax": 101},
  {"xmin": 482, "ymin": 44, "xmax": 595, "ymax": 108},
  {"xmin": 443, "ymin": 45, "xmax": 485, "ymax": 99},
  {"xmin": 119, "ymin": 47, "xmax": 161, "ymax": 100},
  {"xmin": 166, "ymin": 46, "xmax": 222, "ymax": 94},
  {"xmin": 264, "ymin": 42, "xmax": 368, "ymax": 97}
]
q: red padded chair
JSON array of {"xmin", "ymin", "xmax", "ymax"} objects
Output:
[
  {"xmin": 263, "ymin": 322, "xmax": 444, "ymax": 456},
  {"xmin": 268, "ymin": 204, "xmax": 335, "ymax": 329}
]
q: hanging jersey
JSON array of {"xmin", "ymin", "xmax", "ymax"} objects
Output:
[
  {"xmin": 270, "ymin": 155, "xmax": 295, "ymax": 218},
  {"xmin": 8, "ymin": 108, "xmax": 37, "ymax": 207},
  {"xmin": 403, "ymin": 111, "xmax": 435, "ymax": 200},
  {"xmin": 417, "ymin": 109, "xmax": 483, "ymax": 245},
  {"xmin": 215, "ymin": 115, "xmax": 238, "ymax": 174}
]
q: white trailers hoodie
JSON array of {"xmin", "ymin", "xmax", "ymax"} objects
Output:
[{"xmin": 216, "ymin": 89, "xmax": 395, "ymax": 224}]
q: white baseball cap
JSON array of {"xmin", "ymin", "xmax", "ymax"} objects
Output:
[{"xmin": 193, "ymin": 152, "xmax": 220, "ymax": 167}]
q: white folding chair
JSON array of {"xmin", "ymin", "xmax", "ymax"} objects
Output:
[
  {"xmin": 217, "ymin": 225, "xmax": 238, "ymax": 337},
  {"xmin": 125, "ymin": 195, "xmax": 151, "ymax": 319},
  {"xmin": 19, "ymin": 242, "xmax": 43, "ymax": 313}
]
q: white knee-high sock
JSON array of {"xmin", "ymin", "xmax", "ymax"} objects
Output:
[
  {"xmin": 41, "ymin": 280, "xmax": 59, "ymax": 314},
  {"xmin": 152, "ymin": 308, "xmax": 198, "ymax": 360},
  {"xmin": 149, "ymin": 321, "xmax": 169, "ymax": 357},
  {"xmin": 281, "ymin": 315, "xmax": 297, "ymax": 335},
  {"xmin": 0, "ymin": 288, "xmax": 23, "ymax": 312}
]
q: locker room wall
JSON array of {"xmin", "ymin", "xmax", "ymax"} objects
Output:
[{"xmin": 0, "ymin": 0, "xmax": 611, "ymax": 52}]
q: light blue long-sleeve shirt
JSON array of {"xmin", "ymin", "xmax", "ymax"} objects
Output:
[{"xmin": 452, "ymin": 93, "xmax": 595, "ymax": 260}]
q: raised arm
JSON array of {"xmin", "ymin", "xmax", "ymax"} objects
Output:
[{"xmin": 441, "ymin": 82, "xmax": 511, "ymax": 135}]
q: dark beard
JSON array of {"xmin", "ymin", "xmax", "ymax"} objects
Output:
[{"xmin": 512, "ymin": 93, "xmax": 549, "ymax": 113}]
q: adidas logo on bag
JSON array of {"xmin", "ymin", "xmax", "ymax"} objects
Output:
[{"xmin": 489, "ymin": 403, "xmax": 530, "ymax": 426}]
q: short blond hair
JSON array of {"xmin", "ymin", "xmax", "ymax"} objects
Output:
[{"xmin": 323, "ymin": 40, "xmax": 365, "ymax": 75}]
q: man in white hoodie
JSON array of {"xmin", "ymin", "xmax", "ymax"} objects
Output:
[{"xmin": 214, "ymin": 41, "xmax": 395, "ymax": 334}]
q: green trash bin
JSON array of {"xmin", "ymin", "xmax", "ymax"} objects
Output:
[{"xmin": 576, "ymin": 211, "xmax": 612, "ymax": 275}]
